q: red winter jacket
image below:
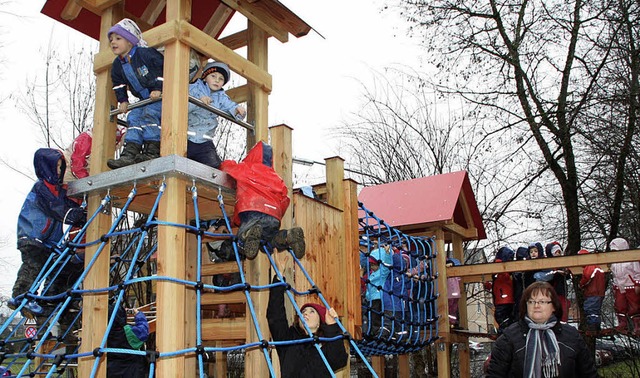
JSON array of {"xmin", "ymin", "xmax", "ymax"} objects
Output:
[
  {"xmin": 580, "ymin": 265, "xmax": 606, "ymax": 297},
  {"xmin": 220, "ymin": 142, "xmax": 290, "ymax": 227},
  {"xmin": 491, "ymin": 272, "xmax": 515, "ymax": 305}
]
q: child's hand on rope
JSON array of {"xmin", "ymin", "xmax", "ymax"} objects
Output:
[
  {"xmin": 273, "ymin": 248, "xmax": 290, "ymax": 273},
  {"xmin": 325, "ymin": 307, "xmax": 338, "ymax": 325}
]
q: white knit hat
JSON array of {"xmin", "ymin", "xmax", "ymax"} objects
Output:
[
  {"xmin": 108, "ymin": 18, "xmax": 148, "ymax": 47},
  {"xmin": 610, "ymin": 237, "xmax": 630, "ymax": 251}
]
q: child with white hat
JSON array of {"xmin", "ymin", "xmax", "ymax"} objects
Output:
[{"xmin": 106, "ymin": 18, "xmax": 165, "ymax": 169}]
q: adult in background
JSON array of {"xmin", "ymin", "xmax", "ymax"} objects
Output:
[{"xmin": 487, "ymin": 281, "xmax": 597, "ymax": 378}]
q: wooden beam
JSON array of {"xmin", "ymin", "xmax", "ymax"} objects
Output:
[
  {"xmin": 202, "ymin": 317, "xmax": 247, "ymax": 340},
  {"xmin": 203, "ymin": 3, "xmax": 234, "ymax": 36},
  {"xmin": 450, "ymin": 249, "xmax": 640, "ymax": 282},
  {"xmin": 61, "ymin": 0, "xmax": 82, "ymax": 21},
  {"xmin": 141, "ymin": 0, "xmax": 167, "ymax": 25},
  {"xmin": 221, "ymin": 0, "xmax": 288, "ymax": 42},
  {"xmin": 180, "ymin": 21, "xmax": 272, "ymax": 93},
  {"xmin": 78, "ymin": 6, "xmax": 121, "ymax": 378},
  {"xmin": 219, "ymin": 30, "xmax": 249, "ymax": 51},
  {"xmin": 201, "ymin": 291, "xmax": 246, "ymax": 306}
]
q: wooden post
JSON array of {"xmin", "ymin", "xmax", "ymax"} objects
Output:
[
  {"xmin": 156, "ymin": 1, "xmax": 190, "ymax": 376},
  {"xmin": 244, "ymin": 19, "xmax": 271, "ymax": 378},
  {"xmin": 371, "ymin": 355, "xmax": 385, "ymax": 377},
  {"xmin": 452, "ymin": 234, "xmax": 470, "ymax": 377},
  {"xmin": 78, "ymin": 4, "xmax": 121, "ymax": 377},
  {"xmin": 398, "ymin": 354, "xmax": 410, "ymax": 377},
  {"xmin": 435, "ymin": 229, "xmax": 452, "ymax": 377}
]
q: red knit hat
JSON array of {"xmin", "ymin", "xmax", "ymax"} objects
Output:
[
  {"xmin": 577, "ymin": 249, "xmax": 590, "ymax": 255},
  {"xmin": 301, "ymin": 303, "xmax": 327, "ymax": 324}
]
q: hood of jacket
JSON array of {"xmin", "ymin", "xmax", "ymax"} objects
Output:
[{"xmin": 34, "ymin": 148, "xmax": 65, "ymax": 185}]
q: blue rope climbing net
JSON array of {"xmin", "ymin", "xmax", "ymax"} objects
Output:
[
  {"xmin": 1, "ymin": 179, "xmax": 443, "ymax": 377},
  {"xmin": 357, "ymin": 201, "xmax": 440, "ymax": 356}
]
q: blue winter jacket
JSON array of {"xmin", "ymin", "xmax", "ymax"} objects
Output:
[
  {"xmin": 365, "ymin": 246, "xmax": 393, "ymax": 302},
  {"xmin": 111, "ymin": 46, "xmax": 164, "ymax": 103},
  {"xmin": 382, "ymin": 253, "xmax": 409, "ymax": 311},
  {"xmin": 188, "ymin": 79, "xmax": 245, "ymax": 143},
  {"xmin": 17, "ymin": 148, "xmax": 85, "ymax": 250}
]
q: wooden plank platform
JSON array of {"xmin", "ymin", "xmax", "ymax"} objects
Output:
[{"xmin": 66, "ymin": 155, "xmax": 237, "ymax": 221}]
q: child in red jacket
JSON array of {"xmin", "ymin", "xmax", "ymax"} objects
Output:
[
  {"xmin": 484, "ymin": 247, "xmax": 515, "ymax": 333},
  {"xmin": 578, "ymin": 249, "xmax": 606, "ymax": 332},
  {"xmin": 219, "ymin": 142, "xmax": 305, "ymax": 260}
]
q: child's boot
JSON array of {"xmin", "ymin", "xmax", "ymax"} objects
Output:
[
  {"xmin": 107, "ymin": 142, "xmax": 142, "ymax": 169},
  {"xmin": 287, "ymin": 227, "xmax": 306, "ymax": 259},
  {"xmin": 135, "ymin": 141, "xmax": 161, "ymax": 163},
  {"xmin": 240, "ymin": 224, "xmax": 262, "ymax": 260}
]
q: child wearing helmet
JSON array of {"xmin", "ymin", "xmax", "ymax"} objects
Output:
[
  {"xmin": 106, "ymin": 18, "xmax": 165, "ymax": 170},
  {"xmin": 187, "ymin": 60, "xmax": 246, "ymax": 168}
]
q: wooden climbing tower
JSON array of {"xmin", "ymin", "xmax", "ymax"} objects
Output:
[{"xmin": 38, "ymin": 1, "xmax": 362, "ymax": 377}]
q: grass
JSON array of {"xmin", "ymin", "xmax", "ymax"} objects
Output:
[{"xmin": 598, "ymin": 357, "xmax": 640, "ymax": 377}]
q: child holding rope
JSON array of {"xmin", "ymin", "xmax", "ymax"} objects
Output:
[{"xmin": 9, "ymin": 148, "xmax": 86, "ymax": 317}]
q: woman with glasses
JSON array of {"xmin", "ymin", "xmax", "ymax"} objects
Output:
[{"xmin": 487, "ymin": 281, "xmax": 597, "ymax": 377}]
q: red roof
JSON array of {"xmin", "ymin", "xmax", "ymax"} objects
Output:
[
  {"xmin": 358, "ymin": 171, "xmax": 486, "ymax": 240},
  {"xmin": 40, "ymin": 0, "xmax": 229, "ymax": 41}
]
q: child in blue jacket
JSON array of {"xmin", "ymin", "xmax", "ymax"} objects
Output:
[
  {"xmin": 188, "ymin": 61, "xmax": 246, "ymax": 168},
  {"xmin": 106, "ymin": 18, "xmax": 165, "ymax": 169},
  {"xmin": 9, "ymin": 148, "xmax": 86, "ymax": 317}
]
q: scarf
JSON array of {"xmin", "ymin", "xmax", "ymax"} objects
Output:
[{"xmin": 524, "ymin": 315, "xmax": 561, "ymax": 378}]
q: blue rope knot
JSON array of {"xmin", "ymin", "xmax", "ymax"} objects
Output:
[
  {"xmin": 243, "ymin": 283, "xmax": 252, "ymax": 291},
  {"xmin": 100, "ymin": 234, "xmax": 110, "ymax": 242},
  {"xmin": 26, "ymin": 350, "xmax": 36, "ymax": 360},
  {"xmin": 194, "ymin": 281, "xmax": 204, "ymax": 291},
  {"xmin": 195, "ymin": 345, "xmax": 205, "ymax": 355},
  {"xmin": 260, "ymin": 339, "xmax": 270, "ymax": 349},
  {"xmin": 92, "ymin": 347, "xmax": 103, "ymax": 357},
  {"xmin": 147, "ymin": 350, "xmax": 160, "ymax": 362},
  {"xmin": 52, "ymin": 354, "xmax": 65, "ymax": 366}
]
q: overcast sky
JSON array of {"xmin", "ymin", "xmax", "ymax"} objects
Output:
[{"xmin": 0, "ymin": 0, "xmax": 424, "ymax": 295}]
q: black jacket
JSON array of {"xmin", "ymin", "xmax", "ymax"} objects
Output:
[
  {"xmin": 487, "ymin": 320, "xmax": 597, "ymax": 377},
  {"xmin": 267, "ymin": 276, "xmax": 348, "ymax": 377}
]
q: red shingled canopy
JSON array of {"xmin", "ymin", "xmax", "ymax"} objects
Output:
[{"xmin": 358, "ymin": 171, "xmax": 486, "ymax": 240}]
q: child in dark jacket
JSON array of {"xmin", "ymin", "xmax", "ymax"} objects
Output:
[
  {"xmin": 107, "ymin": 304, "xmax": 150, "ymax": 378},
  {"xmin": 9, "ymin": 148, "xmax": 86, "ymax": 317},
  {"xmin": 268, "ymin": 250, "xmax": 348, "ymax": 377},
  {"xmin": 218, "ymin": 142, "xmax": 305, "ymax": 260},
  {"xmin": 106, "ymin": 18, "xmax": 165, "ymax": 169}
]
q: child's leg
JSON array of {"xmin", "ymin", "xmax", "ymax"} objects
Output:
[
  {"xmin": 187, "ymin": 140, "xmax": 222, "ymax": 168},
  {"xmin": 12, "ymin": 245, "xmax": 49, "ymax": 298}
]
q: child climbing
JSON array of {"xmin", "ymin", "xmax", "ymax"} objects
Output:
[
  {"xmin": 107, "ymin": 303, "xmax": 150, "ymax": 378},
  {"xmin": 8, "ymin": 148, "xmax": 86, "ymax": 317},
  {"xmin": 63, "ymin": 126, "xmax": 126, "ymax": 183},
  {"xmin": 106, "ymin": 18, "xmax": 164, "ymax": 169},
  {"xmin": 268, "ymin": 249, "xmax": 348, "ymax": 376},
  {"xmin": 188, "ymin": 60, "xmax": 246, "ymax": 168},
  {"xmin": 218, "ymin": 141, "xmax": 305, "ymax": 260}
]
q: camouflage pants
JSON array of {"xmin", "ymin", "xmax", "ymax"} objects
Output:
[{"xmin": 13, "ymin": 244, "xmax": 76, "ymax": 299}]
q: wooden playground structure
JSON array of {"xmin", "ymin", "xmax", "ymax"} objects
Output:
[{"xmin": 34, "ymin": 1, "xmax": 640, "ymax": 377}]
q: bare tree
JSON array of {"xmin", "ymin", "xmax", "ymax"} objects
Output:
[
  {"xmin": 13, "ymin": 38, "xmax": 97, "ymax": 149},
  {"xmin": 385, "ymin": 0, "xmax": 640, "ymax": 255}
]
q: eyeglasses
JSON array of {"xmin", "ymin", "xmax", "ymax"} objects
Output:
[{"xmin": 527, "ymin": 300, "xmax": 552, "ymax": 306}]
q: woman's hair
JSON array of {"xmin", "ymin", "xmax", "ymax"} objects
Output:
[{"xmin": 517, "ymin": 281, "xmax": 562, "ymax": 320}]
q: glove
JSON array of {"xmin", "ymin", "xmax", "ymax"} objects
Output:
[{"xmin": 66, "ymin": 207, "xmax": 87, "ymax": 226}]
